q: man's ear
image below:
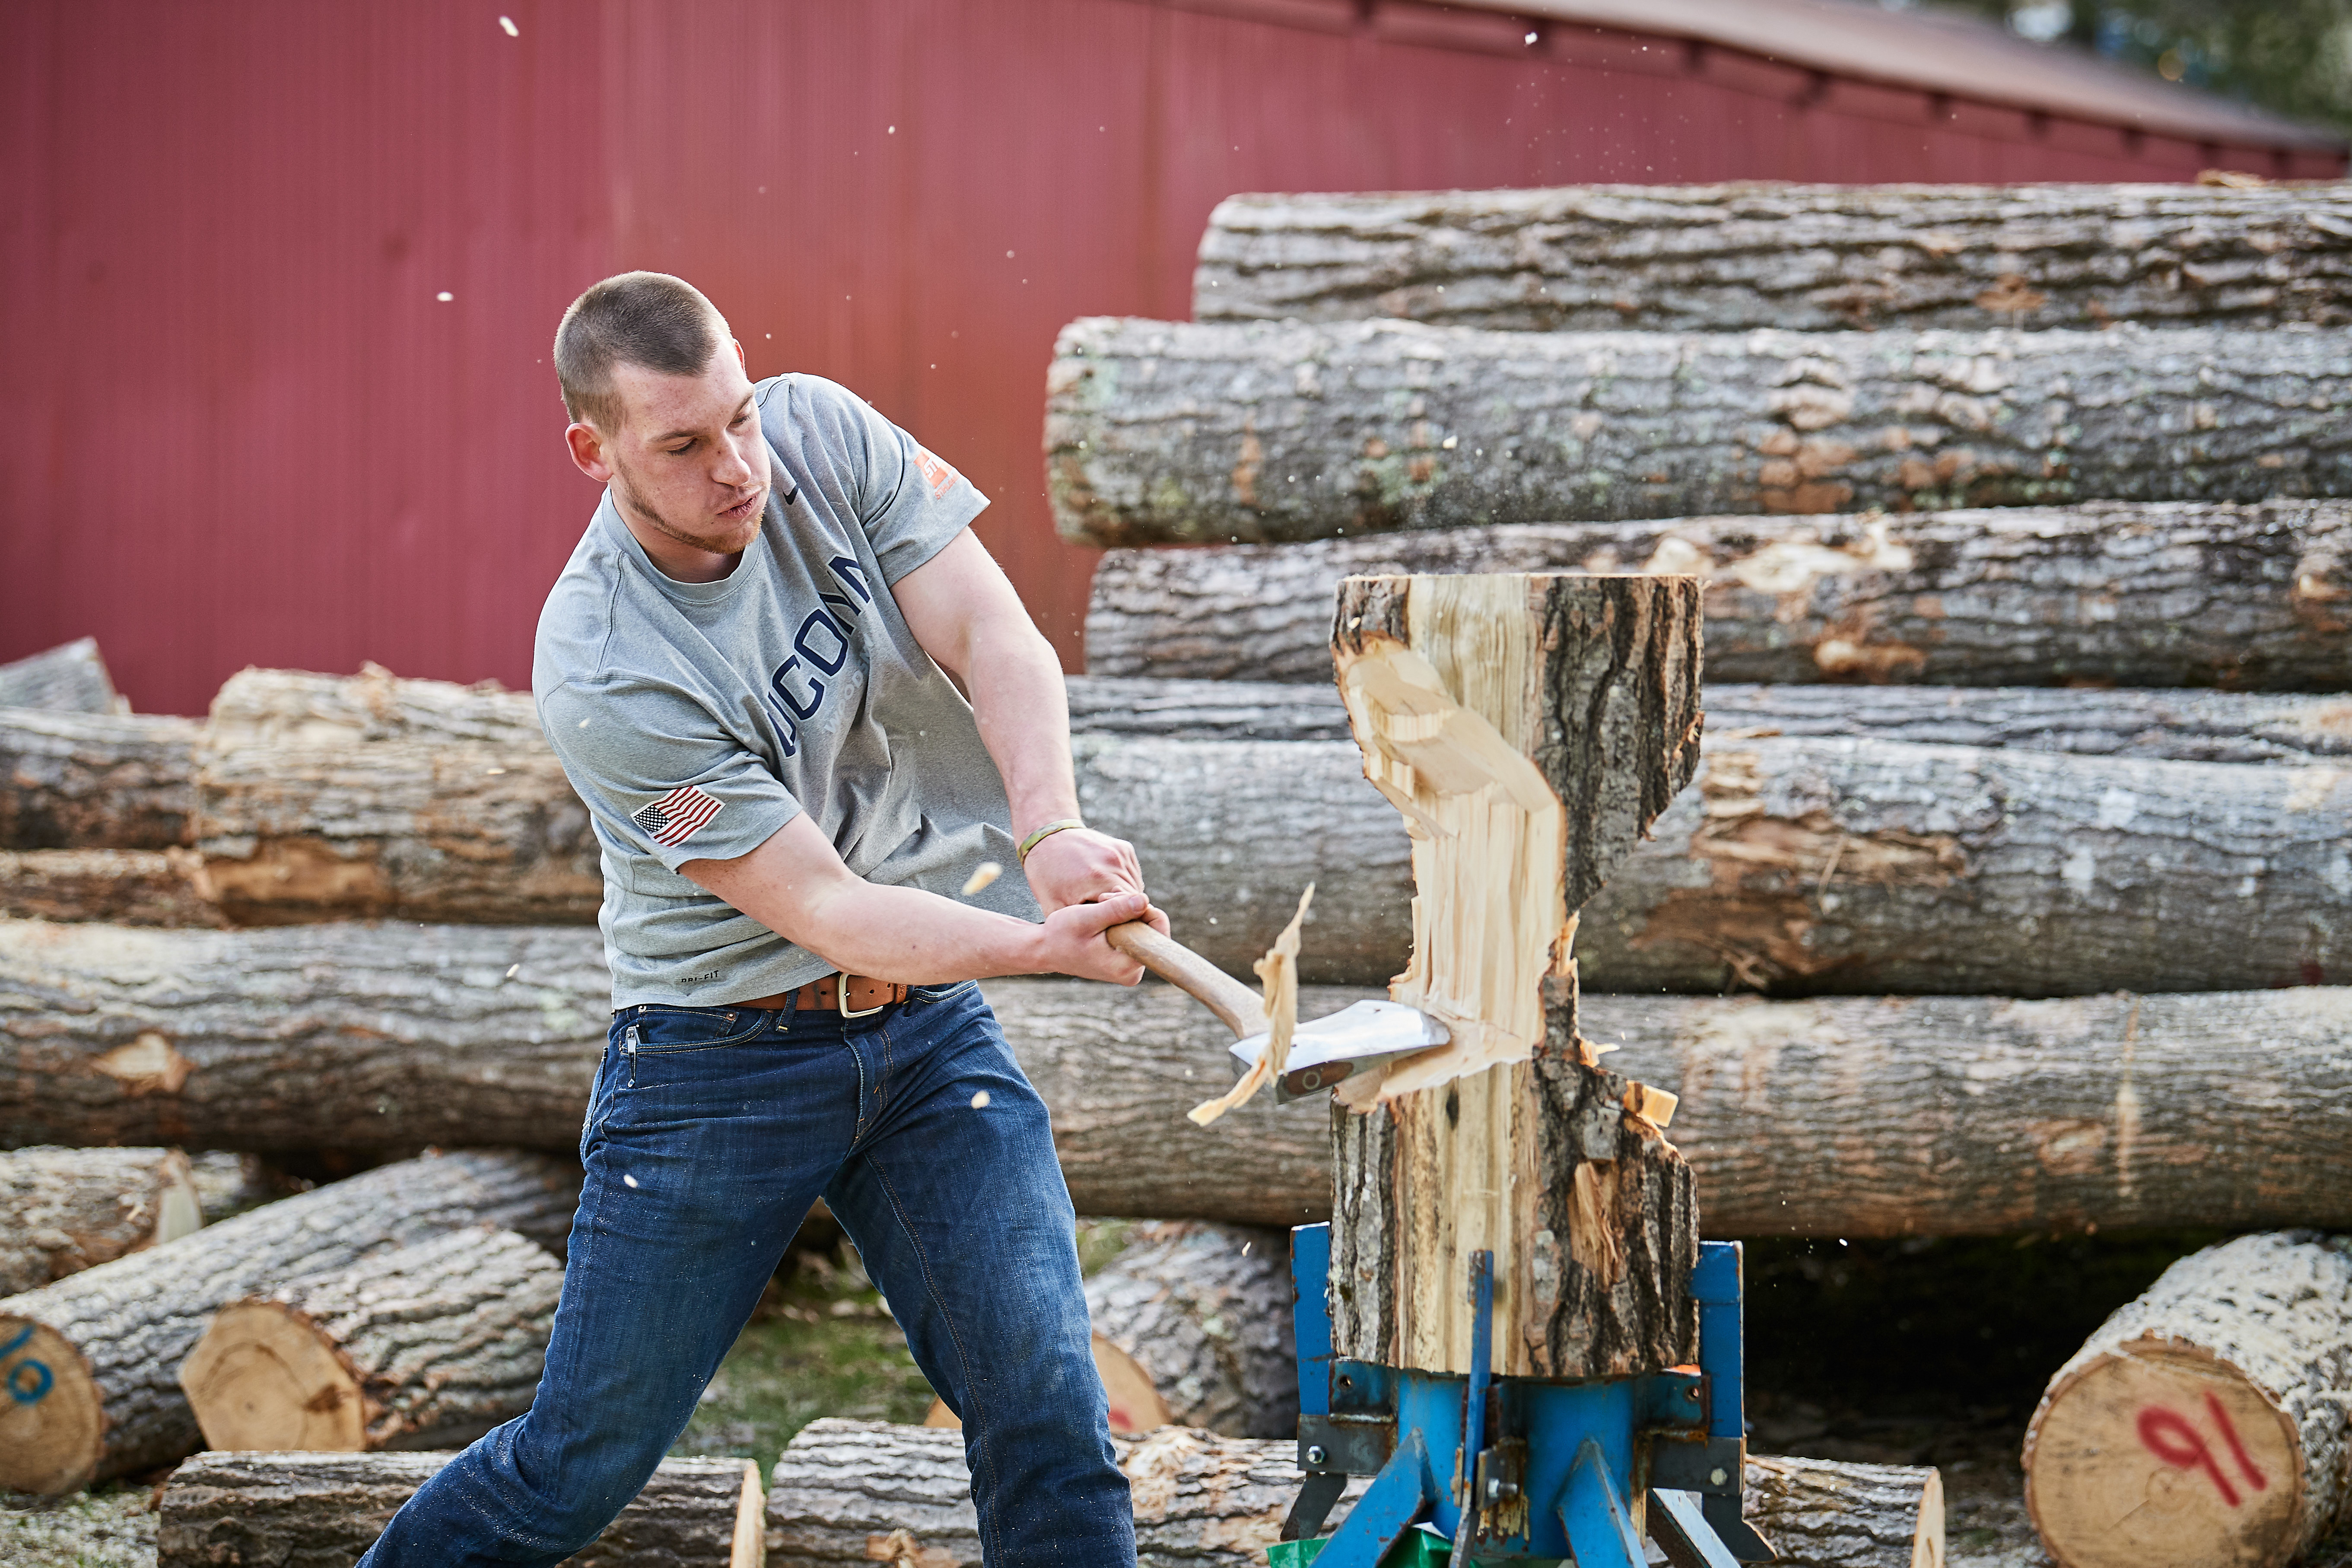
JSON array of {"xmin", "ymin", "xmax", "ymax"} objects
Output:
[
  {"xmin": 733, "ymin": 338, "xmax": 747, "ymax": 367},
  {"xmin": 565, "ymin": 421, "xmax": 615, "ymax": 483}
]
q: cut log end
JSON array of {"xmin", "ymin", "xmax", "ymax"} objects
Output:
[
  {"xmin": 179, "ymin": 1300, "xmax": 367, "ymax": 1451},
  {"xmin": 2025, "ymin": 1339, "xmax": 2306, "ymax": 1568},
  {"xmin": 0, "ymin": 1320, "xmax": 104, "ymax": 1495}
]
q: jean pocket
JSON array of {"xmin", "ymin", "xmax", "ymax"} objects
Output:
[{"xmin": 624, "ymin": 1005, "xmax": 770, "ymax": 1053}]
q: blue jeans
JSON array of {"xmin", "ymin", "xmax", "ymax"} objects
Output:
[{"xmin": 359, "ymin": 981, "xmax": 1135, "ymax": 1567}]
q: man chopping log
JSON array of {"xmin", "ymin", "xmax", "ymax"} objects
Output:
[{"xmin": 360, "ymin": 272, "xmax": 1158, "ymax": 1566}]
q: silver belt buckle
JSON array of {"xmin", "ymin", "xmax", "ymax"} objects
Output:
[{"xmin": 836, "ymin": 971, "xmax": 887, "ymax": 1019}]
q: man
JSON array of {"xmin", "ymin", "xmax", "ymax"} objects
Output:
[{"xmin": 359, "ymin": 272, "xmax": 1157, "ymax": 1566}]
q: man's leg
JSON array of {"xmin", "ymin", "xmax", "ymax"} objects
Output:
[
  {"xmin": 826, "ymin": 981, "xmax": 1137, "ymax": 1568},
  {"xmin": 360, "ymin": 1006, "xmax": 852, "ymax": 1566}
]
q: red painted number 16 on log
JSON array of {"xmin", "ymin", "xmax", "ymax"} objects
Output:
[{"xmin": 2138, "ymin": 1393, "xmax": 2269, "ymax": 1508}]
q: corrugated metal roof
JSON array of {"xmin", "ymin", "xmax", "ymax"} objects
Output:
[{"xmin": 1478, "ymin": 0, "xmax": 2346, "ymax": 151}]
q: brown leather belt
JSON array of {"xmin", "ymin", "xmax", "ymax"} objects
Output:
[{"xmin": 729, "ymin": 973, "xmax": 909, "ymax": 1018}]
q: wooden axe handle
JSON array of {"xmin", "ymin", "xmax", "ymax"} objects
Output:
[{"xmin": 1106, "ymin": 922, "xmax": 1268, "ymax": 1041}]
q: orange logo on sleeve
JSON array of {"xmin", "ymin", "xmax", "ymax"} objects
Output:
[{"xmin": 913, "ymin": 446, "xmax": 961, "ymax": 499}]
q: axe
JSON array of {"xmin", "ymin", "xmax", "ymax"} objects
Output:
[{"xmin": 1104, "ymin": 922, "xmax": 1447, "ymax": 1104}]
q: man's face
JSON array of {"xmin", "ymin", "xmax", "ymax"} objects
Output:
[{"xmin": 569, "ymin": 334, "xmax": 770, "ymax": 566}]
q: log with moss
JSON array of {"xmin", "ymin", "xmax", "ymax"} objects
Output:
[
  {"xmin": 1193, "ymin": 182, "xmax": 2352, "ymax": 333},
  {"xmin": 0, "ymin": 1148, "xmax": 579, "ymax": 1493},
  {"xmin": 1082, "ymin": 501, "xmax": 2352, "ymax": 687},
  {"xmin": 1046, "ymin": 318, "xmax": 2352, "ymax": 548},
  {"xmin": 158, "ymin": 1450, "xmax": 765, "ymax": 1568}
]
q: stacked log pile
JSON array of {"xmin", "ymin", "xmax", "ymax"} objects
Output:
[{"xmin": 1059, "ymin": 178, "xmax": 2352, "ymax": 1563}]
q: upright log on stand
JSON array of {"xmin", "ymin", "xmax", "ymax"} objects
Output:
[
  {"xmin": 181, "ymin": 1224, "xmax": 563, "ymax": 1454},
  {"xmin": 2023, "ymin": 1231, "xmax": 2352, "ymax": 1568},
  {"xmin": 1326, "ymin": 572, "xmax": 1704, "ymax": 1381}
]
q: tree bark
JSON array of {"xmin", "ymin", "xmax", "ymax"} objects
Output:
[
  {"xmin": 1081, "ymin": 500, "xmax": 2352, "ymax": 689},
  {"xmin": 1046, "ymin": 318, "xmax": 2352, "ymax": 548},
  {"xmin": 1581, "ymin": 734, "xmax": 2352, "ymax": 998},
  {"xmin": 1740, "ymin": 1454, "xmax": 1944, "ymax": 1568},
  {"xmin": 1082, "ymin": 1221, "xmax": 1297, "ymax": 1440},
  {"xmin": 0, "ymin": 1146, "xmax": 203, "ymax": 1295},
  {"xmin": 205, "ymin": 663, "xmax": 545, "ymax": 748},
  {"xmin": 2023, "ymin": 1232, "xmax": 2352, "ymax": 1568},
  {"xmin": 1066, "ymin": 675, "xmax": 1358, "ymax": 743},
  {"xmin": 194, "ymin": 737, "xmax": 600, "ymax": 925},
  {"xmin": 1086, "ymin": 729, "xmax": 2352, "ymax": 996},
  {"xmin": 0, "ymin": 709, "xmax": 197, "ymax": 850},
  {"xmin": 0, "ymin": 917, "xmax": 615, "ymax": 1155},
  {"xmin": 157, "ymin": 1450, "xmax": 764, "ymax": 1568},
  {"xmin": 1193, "ymin": 182, "xmax": 2352, "ymax": 333},
  {"xmin": 0, "ymin": 1148, "xmax": 579, "ymax": 1493},
  {"xmin": 0, "ymin": 849, "xmax": 226, "ymax": 926},
  {"xmin": 1589, "ymin": 986, "xmax": 2352, "ymax": 1241},
  {"xmin": 766, "ymin": 1419, "xmax": 1332, "ymax": 1568},
  {"xmin": 1070, "ymin": 674, "xmax": 2352, "ymax": 766},
  {"xmin": 180, "ymin": 1225, "xmax": 563, "ymax": 1454},
  {"xmin": 764, "ymin": 1419, "xmax": 1932, "ymax": 1568},
  {"xmin": 0, "ymin": 918, "xmax": 1329, "ymax": 1229},
  {"xmin": 13, "ymin": 932, "xmax": 2348, "ymax": 1243},
  {"xmin": 1325, "ymin": 575, "xmax": 1703, "ymax": 1382},
  {"xmin": 0, "ymin": 639, "xmax": 122, "ymax": 716}
]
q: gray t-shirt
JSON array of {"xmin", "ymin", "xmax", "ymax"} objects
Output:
[{"xmin": 534, "ymin": 373, "xmax": 1039, "ymax": 1008}]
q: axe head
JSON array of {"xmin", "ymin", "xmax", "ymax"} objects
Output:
[{"xmin": 1228, "ymin": 1000, "xmax": 1450, "ymax": 1104}]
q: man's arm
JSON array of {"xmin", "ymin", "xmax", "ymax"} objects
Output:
[
  {"xmin": 890, "ymin": 529, "xmax": 1152, "ymax": 915},
  {"xmin": 681, "ymin": 812, "xmax": 1154, "ymax": 985}
]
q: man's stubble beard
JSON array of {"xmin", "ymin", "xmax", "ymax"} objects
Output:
[{"xmin": 612, "ymin": 466, "xmax": 767, "ymax": 558}]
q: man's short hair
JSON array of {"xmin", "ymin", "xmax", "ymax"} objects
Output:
[{"xmin": 554, "ymin": 272, "xmax": 725, "ymax": 432}]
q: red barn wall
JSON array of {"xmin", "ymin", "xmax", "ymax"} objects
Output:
[{"xmin": 2, "ymin": 0, "xmax": 2338, "ymax": 713}]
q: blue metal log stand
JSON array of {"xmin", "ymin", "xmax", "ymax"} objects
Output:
[{"xmin": 1281, "ymin": 1226, "xmax": 1776, "ymax": 1568}]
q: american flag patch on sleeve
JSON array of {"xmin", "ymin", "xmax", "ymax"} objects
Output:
[{"xmin": 632, "ymin": 785, "xmax": 725, "ymax": 848}]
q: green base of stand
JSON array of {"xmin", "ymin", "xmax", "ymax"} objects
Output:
[
  {"xmin": 1267, "ymin": 1528, "xmax": 1566, "ymax": 1567},
  {"xmin": 1265, "ymin": 1527, "xmax": 1449, "ymax": 1568}
]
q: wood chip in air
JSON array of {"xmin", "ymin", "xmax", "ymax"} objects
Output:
[{"xmin": 960, "ymin": 862, "xmax": 1002, "ymax": 897}]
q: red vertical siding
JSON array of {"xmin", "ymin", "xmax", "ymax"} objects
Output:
[{"xmin": 1, "ymin": 0, "xmax": 2338, "ymax": 713}]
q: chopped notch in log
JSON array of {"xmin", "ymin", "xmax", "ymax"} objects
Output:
[{"xmin": 1327, "ymin": 572, "xmax": 1703, "ymax": 1382}]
